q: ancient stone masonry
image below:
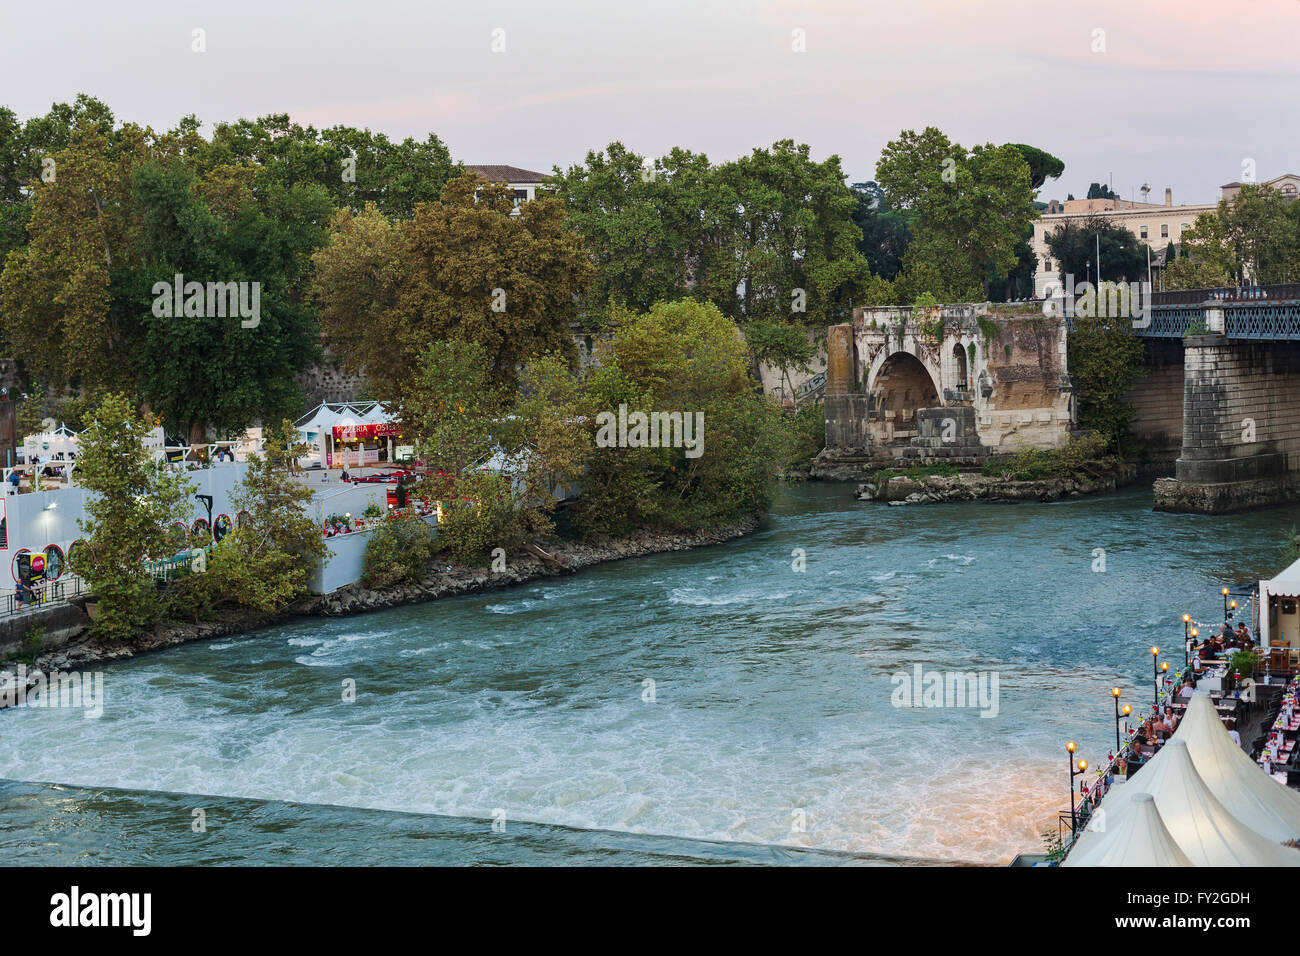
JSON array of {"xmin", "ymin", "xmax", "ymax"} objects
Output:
[
  {"xmin": 1155, "ymin": 335, "xmax": 1300, "ymax": 513},
  {"xmin": 812, "ymin": 304, "xmax": 1073, "ymax": 478}
]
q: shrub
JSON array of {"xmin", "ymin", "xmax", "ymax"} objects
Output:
[
  {"xmin": 362, "ymin": 514, "xmax": 439, "ymax": 588},
  {"xmin": 982, "ymin": 433, "xmax": 1121, "ymax": 481}
]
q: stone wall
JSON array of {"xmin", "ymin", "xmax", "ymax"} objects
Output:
[{"xmin": 295, "ymin": 359, "xmax": 367, "ymax": 408}]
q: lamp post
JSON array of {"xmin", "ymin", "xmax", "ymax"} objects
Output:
[
  {"xmin": 1160, "ymin": 661, "xmax": 1170, "ymax": 703},
  {"xmin": 1150, "ymin": 646, "xmax": 1161, "ymax": 706},
  {"xmin": 1067, "ymin": 742, "xmax": 1088, "ymax": 833},
  {"xmin": 1229, "ymin": 600, "xmax": 1238, "ymax": 623},
  {"xmin": 1120, "ymin": 703, "xmax": 1132, "ymax": 751},
  {"xmin": 1183, "ymin": 614, "xmax": 1192, "ymax": 665},
  {"xmin": 1222, "ymin": 587, "xmax": 1230, "ymax": 622},
  {"xmin": 1111, "ymin": 687, "xmax": 1125, "ymax": 751}
]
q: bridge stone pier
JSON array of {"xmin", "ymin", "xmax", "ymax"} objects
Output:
[{"xmin": 1154, "ymin": 334, "xmax": 1300, "ymax": 513}]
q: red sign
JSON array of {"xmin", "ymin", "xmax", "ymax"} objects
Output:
[{"xmin": 332, "ymin": 423, "xmax": 398, "ymax": 442}]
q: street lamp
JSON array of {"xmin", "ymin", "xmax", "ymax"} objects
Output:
[
  {"xmin": 1150, "ymin": 646, "xmax": 1161, "ymax": 706},
  {"xmin": 1222, "ymin": 587, "xmax": 1231, "ymax": 622},
  {"xmin": 1183, "ymin": 614, "xmax": 1192, "ymax": 665},
  {"xmin": 1067, "ymin": 742, "xmax": 1088, "ymax": 833},
  {"xmin": 1160, "ymin": 660, "xmax": 1170, "ymax": 701},
  {"xmin": 1111, "ymin": 687, "xmax": 1123, "ymax": 751}
]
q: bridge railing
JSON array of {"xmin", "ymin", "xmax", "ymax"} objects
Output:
[{"xmin": 1151, "ymin": 283, "xmax": 1300, "ymax": 306}]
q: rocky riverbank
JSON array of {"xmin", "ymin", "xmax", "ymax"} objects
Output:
[
  {"xmin": 857, "ymin": 466, "xmax": 1137, "ymax": 505},
  {"xmin": 0, "ymin": 515, "xmax": 762, "ymax": 708}
]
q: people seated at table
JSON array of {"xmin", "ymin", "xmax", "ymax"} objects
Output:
[
  {"xmin": 1235, "ymin": 622, "xmax": 1253, "ymax": 646},
  {"xmin": 1176, "ymin": 679, "xmax": 1195, "ymax": 698},
  {"xmin": 1225, "ymin": 718, "xmax": 1241, "ymax": 747}
]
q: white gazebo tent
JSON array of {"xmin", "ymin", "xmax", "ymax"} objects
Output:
[
  {"xmin": 23, "ymin": 423, "xmax": 78, "ymax": 462},
  {"xmin": 1062, "ymin": 793, "xmax": 1193, "ymax": 867},
  {"xmin": 1176, "ymin": 691, "xmax": 1300, "ymax": 843},
  {"xmin": 1064, "ymin": 739, "xmax": 1300, "ymax": 867},
  {"xmin": 1260, "ymin": 556, "xmax": 1300, "ymax": 649}
]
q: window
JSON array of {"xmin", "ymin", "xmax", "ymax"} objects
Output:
[
  {"xmin": 1160, "ymin": 224, "xmax": 1169, "ymax": 238},
  {"xmin": 1044, "ymin": 259, "xmax": 1052, "ymax": 272},
  {"xmin": 1139, "ymin": 225, "xmax": 1148, "ymax": 239}
]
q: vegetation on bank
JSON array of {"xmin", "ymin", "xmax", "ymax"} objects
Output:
[{"xmin": 981, "ymin": 434, "xmax": 1125, "ymax": 482}]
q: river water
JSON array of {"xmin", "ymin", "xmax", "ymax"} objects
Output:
[{"xmin": 2, "ymin": 483, "xmax": 1296, "ymax": 865}]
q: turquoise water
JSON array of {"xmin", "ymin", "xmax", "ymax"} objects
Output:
[{"xmin": 1, "ymin": 483, "xmax": 1295, "ymax": 865}]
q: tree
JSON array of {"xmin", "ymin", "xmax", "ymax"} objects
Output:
[
  {"xmin": 576, "ymin": 299, "xmax": 786, "ymax": 534},
  {"xmin": 1176, "ymin": 185, "xmax": 1300, "ymax": 285},
  {"xmin": 74, "ymin": 393, "xmax": 194, "ymax": 642},
  {"xmin": 1, "ymin": 121, "xmax": 151, "ymax": 392},
  {"xmin": 1008, "ymin": 144, "xmax": 1065, "ymax": 191},
  {"xmin": 311, "ymin": 173, "xmax": 593, "ymax": 402},
  {"xmin": 1086, "ymin": 182, "xmax": 1117, "ymax": 200},
  {"xmin": 552, "ymin": 143, "xmax": 725, "ymax": 317},
  {"xmin": 1067, "ymin": 316, "xmax": 1146, "ymax": 451},
  {"xmin": 713, "ymin": 140, "xmax": 871, "ymax": 327},
  {"xmin": 204, "ymin": 114, "xmax": 458, "ymax": 218},
  {"xmin": 1045, "ymin": 215, "xmax": 1148, "ymax": 286},
  {"xmin": 850, "ymin": 181, "xmax": 911, "ymax": 281},
  {"xmin": 198, "ymin": 422, "xmax": 327, "ymax": 612},
  {"xmin": 132, "ymin": 157, "xmax": 327, "ymax": 440},
  {"xmin": 745, "ymin": 320, "xmax": 817, "ymax": 407},
  {"xmin": 875, "ymin": 127, "xmax": 1037, "ymax": 301}
]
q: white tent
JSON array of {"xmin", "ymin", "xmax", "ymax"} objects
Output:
[
  {"xmin": 1261, "ymin": 556, "xmax": 1300, "ymax": 646},
  {"xmin": 23, "ymin": 423, "xmax": 78, "ymax": 461},
  {"xmin": 1062, "ymin": 793, "xmax": 1193, "ymax": 867},
  {"xmin": 1176, "ymin": 691, "xmax": 1300, "ymax": 843},
  {"xmin": 1064, "ymin": 739, "xmax": 1300, "ymax": 867}
]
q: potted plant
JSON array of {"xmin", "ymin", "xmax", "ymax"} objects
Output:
[{"xmin": 1225, "ymin": 648, "xmax": 1261, "ymax": 694}]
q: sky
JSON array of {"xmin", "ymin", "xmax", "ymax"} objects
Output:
[{"xmin": 2, "ymin": 0, "xmax": 1298, "ymax": 205}]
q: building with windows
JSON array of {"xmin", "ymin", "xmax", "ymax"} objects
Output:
[
  {"xmin": 466, "ymin": 164, "xmax": 552, "ymax": 213},
  {"xmin": 1031, "ymin": 173, "xmax": 1300, "ymax": 297},
  {"xmin": 1030, "ymin": 188, "xmax": 1216, "ymax": 297}
]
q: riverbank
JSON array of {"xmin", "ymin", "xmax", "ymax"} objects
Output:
[
  {"xmin": 0, "ymin": 514, "xmax": 762, "ymax": 707},
  {"xmin": 856, "ymin": 465, "xmax": 1138, "ymax": 505}
]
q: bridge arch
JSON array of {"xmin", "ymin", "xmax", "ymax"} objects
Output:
[{"xmin": 867, "ymin": 349, "xmax": 942, "ymax": 435}]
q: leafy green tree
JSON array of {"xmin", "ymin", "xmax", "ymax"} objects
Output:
[
  {"xmin": 311, "ymin": 174, "xmax": 592, "ymax": 402},
  {"xmin": 714, "ymin": 140, "xmax": 871, "ymax": 327},
  {"xmin": 74, "ymin": 393, "xmax": 195, "ymax": 642},
  {"xmin": 850, "ymin": 181, "xmax": 911, "ymax": 281},
  {"xmin": 1086, "ymin": 182, "xmax": 1117, "ymax": 200},
  {"xmin": 362, "ymin": 514, "xmax": 438, "ymax": 588},
  {"xmin": 204, "ymin": 114, "xmax": 458, "ymax": 218},
  {"xmin": 1045, "ymin": 214, "xmax": 1148, "ymax": 286},
  {"xmin": 131, "ymin": 157, "xmax": 327, "ymax": 441},
  {"xmin": 552, "ymin": 143, "xmax": 724, "ymax": 316},
  {"xmin": 745, "ymin": 320, "xmax": 817, "ymax": 407},
  {"xmin": 1008, "ymin": 145, "xmax": 1065, "ymax": 191},
  {"xmin": 197, "ymin": 422, "xmax": 327, "ymax": 612},
  {"xmin": 1067, "ymin": 316, "xmax": 1146, "ymax": 451},
  {"xmin": 875, "ymin": 127, "xmax": 1036, "ymax": 301},
  {"xmin": 577, "ymin": 299, "xmax": 786, "ymax": 534},
  {"xmin": 1177, "ymin": 185, "xmax": 1300, "ymax": 285}
]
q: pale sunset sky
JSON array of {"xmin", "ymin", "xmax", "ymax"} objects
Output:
[{"xmin": 2, "ymin": 0, "xmax": 1297, "ymax": 203}]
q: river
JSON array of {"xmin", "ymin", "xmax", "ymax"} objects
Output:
[{"xmin": 2, "ymin": 483, "xmax": 1296, "ymax": 865}]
